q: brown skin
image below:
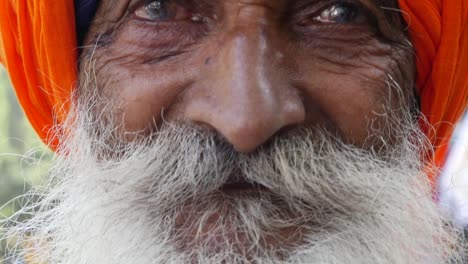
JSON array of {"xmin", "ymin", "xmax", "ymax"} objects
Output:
[
  {"xmin": 80, "ymin": 0, "xmax": 416, "ymax": 153},
  {"xmin": 78, "ymin": 0, "xmax": 417, "ymax": 253}
]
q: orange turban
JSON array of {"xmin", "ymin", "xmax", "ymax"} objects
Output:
[{"xmin": 0, "ymin": 1, "xmax": 467, "ymax": 177}]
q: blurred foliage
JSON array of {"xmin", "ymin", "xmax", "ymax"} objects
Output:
[{"xmin": 0, "ymin": 67, "xmax": 53, "ymax": 263}]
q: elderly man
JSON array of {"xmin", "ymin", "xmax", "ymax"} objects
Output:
[{"xmin": 0, "ymin": 0, "xmax": 467, "ymax": 263}]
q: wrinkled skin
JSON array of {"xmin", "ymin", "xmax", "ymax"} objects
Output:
[
  {"xmin": 6, "ymin": 2, "xmax": 467, "ymax": 264},
  {"xmin": 74, "ymin": 0, "xmax": 423, "ymax": 259},
  {"xmin": 5, "ymin": 2, "xmax": 468, "ymax": 264},
  {"xmin": 81, "ymin": 0, "xmax": 415, "ymax": 152}
]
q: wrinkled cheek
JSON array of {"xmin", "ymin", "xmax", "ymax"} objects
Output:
[
  {"xmin": 301, "ymin": 55, "xmax": 413, "ymax": 147},
  {"xmin": 86, "ymin": 61, "xmax": 191, "ymax": 139},
  {"xmin": 112, "ymin": 89, "xmax": 163, "ymax": 136}
]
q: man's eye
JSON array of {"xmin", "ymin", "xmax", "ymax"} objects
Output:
[
  {"xmin": 313, "ymin": 3, "xmax": 365, "ymax": 24},
  {"xmin": 134, "ymin": 0, "xmax": 192, "ymax": 22}
]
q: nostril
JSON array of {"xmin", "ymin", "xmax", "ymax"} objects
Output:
[
  {"xmin": 188, "ymin": 120, "xmax": 218, "ymax": 134},
  {"xmin": 283, "ymin": 96, "xmax": 307, "ymax": 124},
  {"xmin": 185, "ymin": 98, "xmax": 306, "ymax": 153},
  {"xmin": 275, "ymin": 123, "xmax": 303, "ymax": 138},
  {"xmin": 253, "ymin": 123, "xmax": 303, "ymax": 150},
  {"xmin": 224, "ymin": 121, "xmax": 276, "ymax": 153}
]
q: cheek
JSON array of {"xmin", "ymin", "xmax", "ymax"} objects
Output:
[
  {"xmin": 85, "ymin": 22, "xmax": 210, "ymax": 135},
  {"xmin": 83, "ymin": 17, "xmax": 413, "ymax": 147},
  {"xmin": 90, "ymin": 56, "xmax": 198, "ymax": 134},
  {"xmin": 296, "ymin": 44, "xmax": 408, "ymax": 144}
]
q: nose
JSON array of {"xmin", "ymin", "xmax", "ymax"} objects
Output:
[{"xmin": 185, "ymin": 26, "xmax": 305, "ymax": 152}]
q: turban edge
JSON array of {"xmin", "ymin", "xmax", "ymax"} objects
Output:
[
  {"xmin": 398, "ymin": 0, "xmax": 468, "ymax": 182},
  {"xmin": 0, "ymin": 0, "xmax": 467, "ymax": 184},
  {"xmin": 0, "ymin": 1, "xmax": 77, "ymax": 148}
]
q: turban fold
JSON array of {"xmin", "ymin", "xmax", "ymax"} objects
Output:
[
  {"xmin": 0, "ymin": 1, "xmax": 467, "ymax": 180},
  {"xmin": 398, "ymin": 0, "xmax": 468, "ymax": 182}
]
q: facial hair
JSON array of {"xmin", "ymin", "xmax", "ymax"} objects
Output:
[{"xmin": 3, "ymin": 91, "xmax": 466, "ymax": 264}]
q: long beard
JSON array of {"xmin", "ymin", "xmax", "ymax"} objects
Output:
[{"xmin": 3, "ymin": 96, "xmax": 465, "ymax": 263}]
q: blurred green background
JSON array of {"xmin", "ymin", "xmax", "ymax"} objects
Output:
[{"xmin": 0, "ymin": 67, "xmax": 53, "ymax": 263}]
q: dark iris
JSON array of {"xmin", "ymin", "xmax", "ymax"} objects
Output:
[
  {"xmin": 135, "ymin": 0, "xmax": 193, "ymax": 22},
  {"xmin": 145, "ymin": 0, "xmax": 168, "ymax": 21},
  {"xmin": 329, "ymin": 4, "xmax": 359, "ymax": 23},
  {"xmin": 315, "ymin": 3, "xmax": 363, "ymax": 24}
]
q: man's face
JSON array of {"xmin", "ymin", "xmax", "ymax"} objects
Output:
[
  {"xmin": 82, "ymin": 0, "xmax": 415, "ymax": 148},
  {"xmin": 9, "ymin": 1, "xmax": 464, "ymax": 264}
]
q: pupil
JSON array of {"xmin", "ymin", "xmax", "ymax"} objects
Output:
[
  {"xmin": 146, "ymin": 0, "xmax": 167, "ymax": 20},
  {"xmin": 331, "ymin": 4, "xmax": 357, "ymax": 23},
  {"xmin": 147, "ymin": 1, "xmax": 161, "ymax": 9}
]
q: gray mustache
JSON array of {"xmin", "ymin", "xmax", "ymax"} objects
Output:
[{"xmin": 113, "ymin": 123, "xmax": 390, "ymax": 213}]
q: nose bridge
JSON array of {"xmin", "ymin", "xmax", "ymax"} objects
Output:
[
  {"xmin": 223, "ymin": 3, "xmax": 280, "ymax": 93},
  {"xmin": 228, "ymin": 26, "xmax": 274, "ymax": 109},
  {"xmin": 186, "ymin": 21, "xmax": 305, "ymax": 152}
]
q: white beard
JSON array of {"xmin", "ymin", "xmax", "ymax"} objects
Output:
[{"xmin": 2, "ymin": 102, "xmax": 465, "ymax": 264}]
